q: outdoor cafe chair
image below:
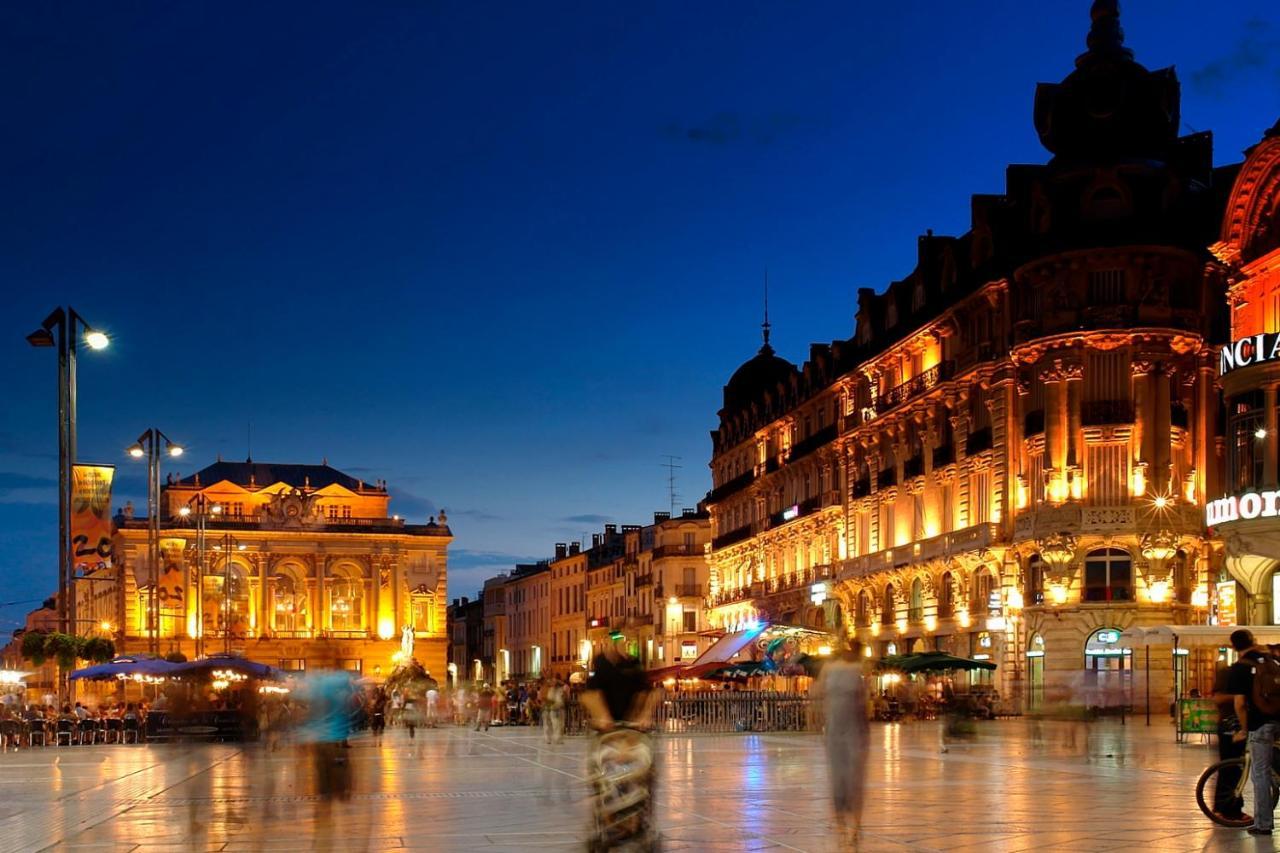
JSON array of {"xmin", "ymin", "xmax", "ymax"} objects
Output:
[
  {"xmin": 55, "ymin": 719, "xmax": 74, "ymax": 746},
  {"xmin": 0, "ymin": 719, "xmax": 21, "ymax": 750},
  {"xmin": 104, "ymin": 717, "xmax": 122, "ymax": 743},
  {"xmin": 122, "ymin": 716, "xmax": 140, "ymax": 744},
  {"xmin": 25, "ymin": 719, "xmax": 46, "ymax": 747},
  {"xmin": 78, "ymin": 718, "xmax": 98, "ymax": 745}
]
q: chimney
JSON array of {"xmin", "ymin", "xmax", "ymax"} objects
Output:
[
  {"xmin": 604, "ymin": 523, "xmax": 617, "ymax": 536},
  {"xmin": 569, "ymin": 541, "xmax": 581, "ymax": 556},
  {"xmin": 592, "ymin": 533, "xmax": 602, "ymax": 548},
  {"xmin": 555, "ymin": 543, "xmax": 567, "ymax": 560},
  {"xmin": 654, "ymin": 511, "xmax": 670, "ymax": 524}
]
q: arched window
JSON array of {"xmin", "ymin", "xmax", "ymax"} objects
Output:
[
  {"xmin": 856, "ymin": 590, "xmax": 870, "ymax": 627},
  {"xmin": 204, "ymin": 561, "xmax": 250, "ymax": 639},
  {"xmin": 1084, "ymin": 548, "xmax": 1133, "ymax": 602},
  {"xmin": 938, "ymin": 572, "xmax": 954, "ymax": 618},
  {"xmin": 974, "ymin": 570, "xmax": 995, "ymax": 615},
  {"xmin": 882, "ymin": 584, "xmax": 896, "ymax": 625},
  {"xmin": 329, "ymin": 567, "xmax": 365, "ymax": 634},
  {"xmin": 909, "ymin": 578, "xmax": 924, "ymax": 623},
  {"xmin": 272, "ymin": 569, "xmax": 307, "ymax": 634},
  {"xmin": 1026, "ymin": 554, "xmax": 1045, "ymax": 605}
]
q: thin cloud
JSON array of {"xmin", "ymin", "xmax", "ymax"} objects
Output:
[
  {"xmin": 448, "ymin": 508, "xmax": 504, "ymax": 522},
  {"xmin": 0, "ymin": 472, "xmax": 57, "ymax": 496},
  {"xmin": 1188, "ymin": 19, "xmax": 1279, "ymax": 97},
  {"xmin": 562, "ymin": 513, "xmax": 612, "ymax": 525},
  {"xmin": 387, "ymin": 487, "xmax": 437, "ymax": 520}
]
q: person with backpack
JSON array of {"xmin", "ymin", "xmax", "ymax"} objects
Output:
[{"xmin": 1226, "ymin": 628, "xmax": 1280, "ymax": 836}]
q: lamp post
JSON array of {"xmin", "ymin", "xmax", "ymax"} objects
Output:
[
  {"xmin": 25, "ymin": 307, "xmax": 109, "ymax": 647},
  {"xmin": 213, "ymin": 532, "xmax": 245, "ymax": 656},
  {"xmin": 179, "ymin": 495, "xmax": 221, "ymax": 659},
  {"xmin": 126, "ymin": 429, "xmax": 183, "ymax": 656}
]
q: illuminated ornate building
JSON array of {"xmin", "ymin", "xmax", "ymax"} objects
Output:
[
  {"xmin": 82, "ymin": 460, "xmax": 450, "ymax": 679},
  {"xmin": 1208, "ymin": 120, "xmax": 1280, "ymax": 623},
  {"xmin": 707, "ymin": 3, "xmax": 1245, "ymax": 709}
]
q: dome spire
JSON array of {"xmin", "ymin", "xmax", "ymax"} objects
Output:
[
  {"xmin": 1079, "ymin": 0, "xmax": 1133, "ymax": 67},
  {"xmin": 760, "ymin": 269, "xmax": 773, "ymax": 354}
]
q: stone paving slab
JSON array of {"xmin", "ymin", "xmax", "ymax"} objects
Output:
[{"xmin": 0, "ymin": 720, "xmax": 1270, "ymax": 851}]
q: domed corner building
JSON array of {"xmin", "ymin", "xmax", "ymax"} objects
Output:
[
  {"xmin": 704, "ymin": 1, "xmax": 1279, "ymax": 713},
  {"xmin": 1209, "ymin": 118, "xmax": 1280, "ymax": 626}
]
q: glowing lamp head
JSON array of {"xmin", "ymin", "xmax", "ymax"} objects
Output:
[
  {"xmin": 167, "ymin": 443, "xmax": 183, "ymax": 458},
  {"xmin": 83, "ymin": 330, "xmax": 109, "ymax": 350},
  {"xmin": 1153, "ymin": 495, "xmax": 1168, "ymax": 509},
  {"xmin": 178, "ymin": 506, "xmax": 191, "ymax": 518},
  {"xmin": 127, "ymin": 444, "xmax": 145, "ymax": 459},
  {"xmin": 1258, "ymin": 428, "xmax": 1269, "ymax": 440}
]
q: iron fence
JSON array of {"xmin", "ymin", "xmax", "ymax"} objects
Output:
[{"xmin": 562, "ymin": 691, "xmax": 819, "ymax": 736}]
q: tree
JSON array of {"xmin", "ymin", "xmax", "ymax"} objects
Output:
[
  {"xmin": 81, "ymin": 637, "xmax": 115, "ymax": 664},
  {"xmin": 20, "ymin": 631, "xmax": 48, "ymax": 666}
]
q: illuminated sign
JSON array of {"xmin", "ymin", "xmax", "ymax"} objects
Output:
[
  {"xmin": 782, "ymin": 505, "xmax": 800, "ymax": 522},
  {"xmin": 1094, "ymin": 629, "xmax": 1120, "ymax": 644},
  {"xmin": 1220, "ymin": 333, "xmax": 1280, "ymax": 376},
  {"xmin": 1217, "ymin": 581, "xmax": 1237, "ymax": 627},
  {"xmin": 1206, "ymin": 490, "xmax": 1280, "ymax": 526},
  {"xmin": 680, "ymin": 641, "xmax": 698, "ymax": 659}
]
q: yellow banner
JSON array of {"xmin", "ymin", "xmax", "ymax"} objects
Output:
[{"xmin": 71, "ymin": 464, "xmax": 114, "ymax": 574}]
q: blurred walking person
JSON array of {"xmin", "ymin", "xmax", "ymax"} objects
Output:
[
  {"xmin": 816, "ymin": 643, "xmax": 870, "ymax": 844},
  {"xmin": 543, "ymin": 676, "xmax": 566, "ymax": 744},
  {"xmin": 475, "ymin": 684, "xmax": 494, "ymax": 731}
]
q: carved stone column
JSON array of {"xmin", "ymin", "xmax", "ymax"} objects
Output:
[{"xmin": 1132, "ymin": 358, "xmax": 1156, "ymax": 494}]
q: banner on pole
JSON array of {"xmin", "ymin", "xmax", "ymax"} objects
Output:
[{"xmin": 71, "ymin": 464, "xmax": 115, "ymax": 575}]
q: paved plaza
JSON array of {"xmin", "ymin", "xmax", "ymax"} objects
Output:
[{"xmin": 0, "ymin": 719, "xmax": 1273, "ymax": 852}]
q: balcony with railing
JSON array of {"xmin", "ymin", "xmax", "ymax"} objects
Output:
[
  {"xmin": 767, "ymin": 496, "xmax": 821, "ymax": 529},
  {"xmin": 652, "ymin": 544, "xmax": 702, "ymax": 560},
  {"xmin": 711, "ymin": 524, "xmax": 755, "ymax": 551},
  {"xmin": 709, "ymin": 469, "xmax": 755, "ymax": 503},
  {"xmin": 875, "ymin": 361, "xmax": 954, "ymax": 415},
  {"xmin": 787, "ymin": 423, "xmax": 838, "ymax": 463},
  {"xmin": 852, "ymin": 476, "xmax": 871, "ymax": 499},
  {"xmin": 674, "ymin": 583, "xmax": 703, "ymax": 598}
]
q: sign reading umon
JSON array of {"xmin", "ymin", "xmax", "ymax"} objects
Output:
[{"xmin": 1206, "ymin": 490, "xmax": 1280, "ymax": 526}]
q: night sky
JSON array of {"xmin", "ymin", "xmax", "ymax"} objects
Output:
[{"xmin": 2, "ymin": 2, "xmax": 1277, "ymax": 631}]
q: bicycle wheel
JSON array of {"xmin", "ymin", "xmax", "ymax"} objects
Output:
[{"xmin": 1196, "ymin": 758, "xmax": 1269, "ymax": 828}]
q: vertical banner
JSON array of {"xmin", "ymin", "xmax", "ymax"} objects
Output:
[{"xmin": 71, "ymin": 464, "xmax": 115, "ymax": 574}]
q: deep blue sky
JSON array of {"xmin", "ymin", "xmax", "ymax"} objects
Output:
[{"xmin": 2, "ymin": 2, "xmax": 1277, "ymax": 631}]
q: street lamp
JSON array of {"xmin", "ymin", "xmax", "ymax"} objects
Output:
[
  {"xmin": 25, "ymin": 307, "xmax": 109, "ymax": 651},
  {"xmin": 127, "ymin": 429, "xmax": 183, "ymax": 655},
  {"xmin": 179, "ymin": 495, "xmax": 220, "ymax": 658},
  {"xmin": 212, "ymin": 532, "xmax": 245, "ymax": 656}
]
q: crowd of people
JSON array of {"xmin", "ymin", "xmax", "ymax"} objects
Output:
[
  {"xmin": 355, "ymin": 675, "xmax": 573, "ymax": 743},
  {"xmin": 0, "ymin": 699, "xmax": 148, "ymax": 746}
]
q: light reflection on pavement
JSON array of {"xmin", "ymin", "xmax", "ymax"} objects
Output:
[{"xmin": 0, "ymin": 719, "xmax": 1261, "ymax": 852}]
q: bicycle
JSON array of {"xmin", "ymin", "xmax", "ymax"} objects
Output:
[{"xmin": 1196, "ymin": 746, "xmax": 1280, "ymax": 827}]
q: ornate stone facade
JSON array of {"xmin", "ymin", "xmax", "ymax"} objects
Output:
[
  {"xmin": 706, "ymin": 4, "xmax": 1262, "ymax": 710},
  {"xmin": 81, "ymin": 460, "xmax": 450, "ymax": 680}
]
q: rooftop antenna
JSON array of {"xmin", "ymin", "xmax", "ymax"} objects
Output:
[
  {"xmin": 761, "ymin": 268, "xmax": 772, "ymax": 353},
  {"xmin": 246, "ymin": 421, "xmax": 253, "ymax": 463},
  {"xmin": 662, "ymin": 455, "xmax": 682, "ymax": 516}
]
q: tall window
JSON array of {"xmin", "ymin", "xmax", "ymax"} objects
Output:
[
  {"xmin": 909, "ymin": 578, "xmax": 924, "ymax": 623},
  {"xmin": 882, "ymin": 584, "xmax": 896, "ymax": 625},
  {"xmin": 912, "ymin": 493, "xmax": 924, "ymax": 541},
  {"xmin": 1088, "ymin": 269, "xmax": 1126, "ymax": 304},
  {"xmin": 857, "ymin": 591, "xmax": 870, "ymax": 627},
  {"xmin": 974, "ymin": 571, "xmax": 995, "ymax": 615},
  {"xmin": 938, "ymin": 572, "xmax": 954, "ymax": 618},
  {"xmin": 970, "ymin": 471, "xmax": 991, "ymax": 523},
  {"xmin": 329, "ymin": 571, "xmax": 364, "ymax": 633},
  {"xmin": 1027, "ymin": 554, "xmax": 1045, "ymax": 605},
  {"xmin": 272, "ymin": 571, "xmax": 305, "ymax": 634},
  {"xmin": 1083, "ymin": 548, "xmax": 1133, "ymax": 602},
  {"xmin": 1228, "ymin": 391, "xmax": 1266, "ymax": 492},
  {"xmin": 1087, "ymin": 442, "xmax": 1129, "ymax": 505},
  {"xmin": 204, "ymin": 563, "xmax": 249, "ymax": 638}
]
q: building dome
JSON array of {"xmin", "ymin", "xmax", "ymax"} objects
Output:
[
  {"xmin": 722, "ymin": 341, "xmax": 797, "ymax": 414},
  {"xmin": 1033, "ymin": 0, "xmax": 1179, "ymax": 163}
]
